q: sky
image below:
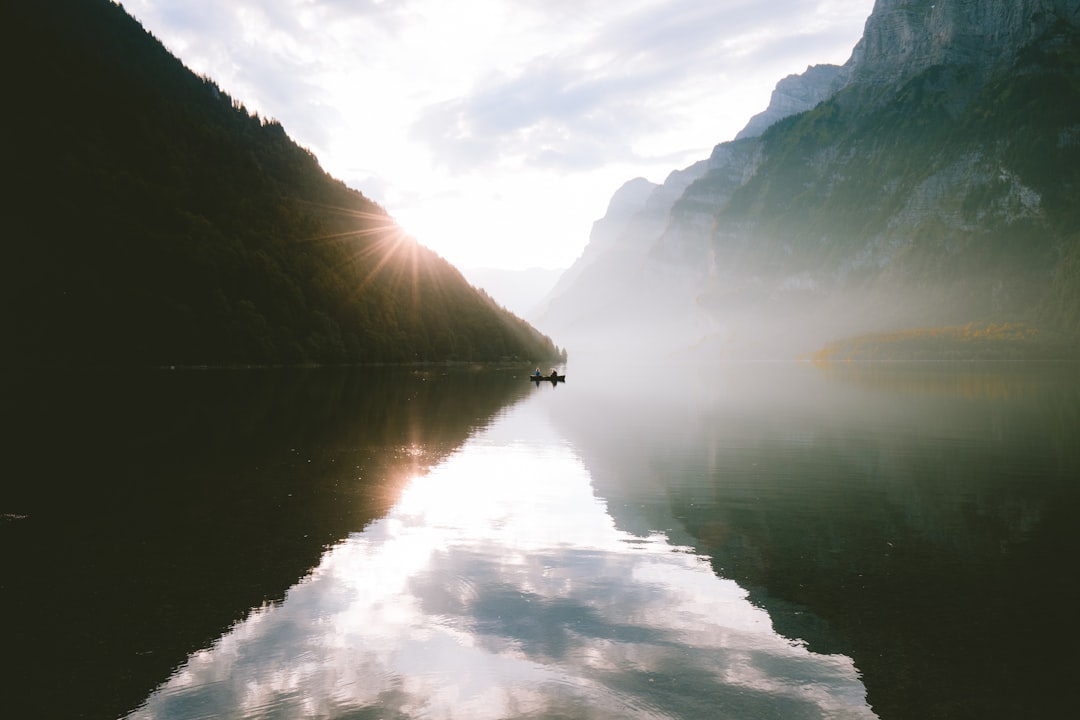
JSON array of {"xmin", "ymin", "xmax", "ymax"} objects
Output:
[{"xmin": 126, "ymin": 0, "xmax": 876, "ymax": 272}]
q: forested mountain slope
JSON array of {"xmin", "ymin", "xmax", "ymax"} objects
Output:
[{"xmin": 6, "ymin": 0, "xmax": 563, "ymax": 367}]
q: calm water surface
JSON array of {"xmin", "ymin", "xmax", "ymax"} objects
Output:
[{"xmin": 3, "ymin": 364, "xmax": 1078, "ymax": 719}]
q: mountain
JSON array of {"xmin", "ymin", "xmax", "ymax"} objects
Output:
[
  {"xmin": 735, "ymin": 64, "xmax": 845, "ymax": 141},
  {"xmin": 536, "ymin": 0, "xmax": 1080, "ymax": 362},
  {"xmin": 5, "ymin": 0, "xmax": 564, "ymax": 368}
]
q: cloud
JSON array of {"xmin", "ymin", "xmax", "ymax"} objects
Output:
[
  {"xmin": 130, "ymin": 0, "xmax": 406, "ymax": 151},
  {"xmin": 128, "ymin": 429, "xmax": 876, "ymax": 720},
  {"xmin": 136, "ymin": 0, "xmax": 237, "ymax": 37},
  {"xmin": 409, "ymin": 57, "xmax": 652, "ymax": 173},
  {"xmin": 126, "ymin": 0, "xmax": 876, "ymax": 271},
  {"xmin": 407, "ymin": 1, "xmax": 871, "ymax": 177}
]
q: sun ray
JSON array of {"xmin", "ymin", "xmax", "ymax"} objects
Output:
[{"xmin": 280, "ymin": 195, "xmax": 476, "ymax": 359}]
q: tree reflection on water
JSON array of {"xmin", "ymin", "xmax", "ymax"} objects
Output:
[{"xmin": 129, "ymin": 422, "xmax": 876, "ymax": 719}]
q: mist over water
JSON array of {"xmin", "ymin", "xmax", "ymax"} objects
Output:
[{"xmin": 529, "ymin": 256, "xmax": 848, "ymax": 366}]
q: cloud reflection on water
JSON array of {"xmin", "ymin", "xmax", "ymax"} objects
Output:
[{"xmin": 129, "ymin": 405, "xmax": 876, "ymax": 720}]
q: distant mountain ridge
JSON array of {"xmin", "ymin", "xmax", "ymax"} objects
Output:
[
  {"xmin": 536, "ymin": 0, "xmax": 1080, "ymax": 361},
  {"xmin": 6, "ymin": 0, "xmax": 564, "ymax": 367}
]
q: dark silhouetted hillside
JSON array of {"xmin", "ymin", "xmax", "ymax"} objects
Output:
[{"xmin": 6, "ymin": 0, "xmax": 564, "ymax": 367}]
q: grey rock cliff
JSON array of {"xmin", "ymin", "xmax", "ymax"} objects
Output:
[
  {"xmin": 843, "ymin": 0, "xmax": 1080, "ymax": 87},
  {"xmin": 736, "ymin": 64, "xmax": 844, "ymax": 140}
]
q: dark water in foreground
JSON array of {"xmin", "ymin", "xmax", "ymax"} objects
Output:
[{"xmin": 2, "ymin": 364, "xmax": 1078, "ymax": 719}]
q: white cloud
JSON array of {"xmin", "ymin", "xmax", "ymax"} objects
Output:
[
  {"xmin": 127, "ymin": 0, "xmax": 875, "ymax": 271},
  {"xmin": 129, "ymin": 415, "xmax": 876, "ymax": 719}
]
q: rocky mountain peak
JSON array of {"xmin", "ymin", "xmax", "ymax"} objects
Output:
[
  {"xmin": 843, "ymin": 0, "xmax": 1080, "ymax": 88},
  {"xmin": 735, "ymin": 64, "xmax": 844, "ymax": 140}
]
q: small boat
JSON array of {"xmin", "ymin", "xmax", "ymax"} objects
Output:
[{"xmin": 530, "ymin": 374, "xmax": 565, "ymax": 382}]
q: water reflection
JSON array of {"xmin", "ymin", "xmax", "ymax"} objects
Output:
[
  {"xmin": 12, "ymin": 363, "xmax": 1069, "ymax": 718},
  {"xmin": 547, "ymin": 362, "xmax": 1080, "ymax": 719},
  {"xmin": 1, "ymin": 367, "xmax": 529, "ymax": 720},
  {"xmin": 130, "ymin": 403, "xmax": 876, "ymax": 719}
]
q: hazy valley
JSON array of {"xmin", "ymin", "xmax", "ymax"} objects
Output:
[
  {"xmin": 532, "ymin": 0, "xmax": 1080, "ymax": 364},
  {"xmin": 6, "ymin": 3, "xmax": 1080, "ymax": 718}
]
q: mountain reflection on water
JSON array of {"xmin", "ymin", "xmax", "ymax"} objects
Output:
[
  {"xmin": 5, "ymin": 363, "xmax": 1077, "ymax": 719},
  {"xmin": 547, "ymin": 362, "xmax": 1080, "ymax": 720},
  {"xmin": 129, "ymin": 397, "xmax": 876, "ymax": 720},
  {"xmin": 1, "ymin": 367, "xmax": 530, "ymax": 720}
]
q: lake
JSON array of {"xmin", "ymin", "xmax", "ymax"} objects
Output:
[{"xmin": 2, "ymin": 363, "xmax": 1077, "ymax": 719}]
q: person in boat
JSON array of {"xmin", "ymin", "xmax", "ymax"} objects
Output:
[
  {"xmin": 549, "ymin": 368, "xmax": 558, "ymax": 378},
  {"xmin": 534, "ymin": 367, "xmax": 542, "ymax": 377}
]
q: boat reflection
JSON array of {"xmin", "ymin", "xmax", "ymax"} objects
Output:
[{"xmin": 129, "ymin": 403, "xmax": 875, "ymax": 720}]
